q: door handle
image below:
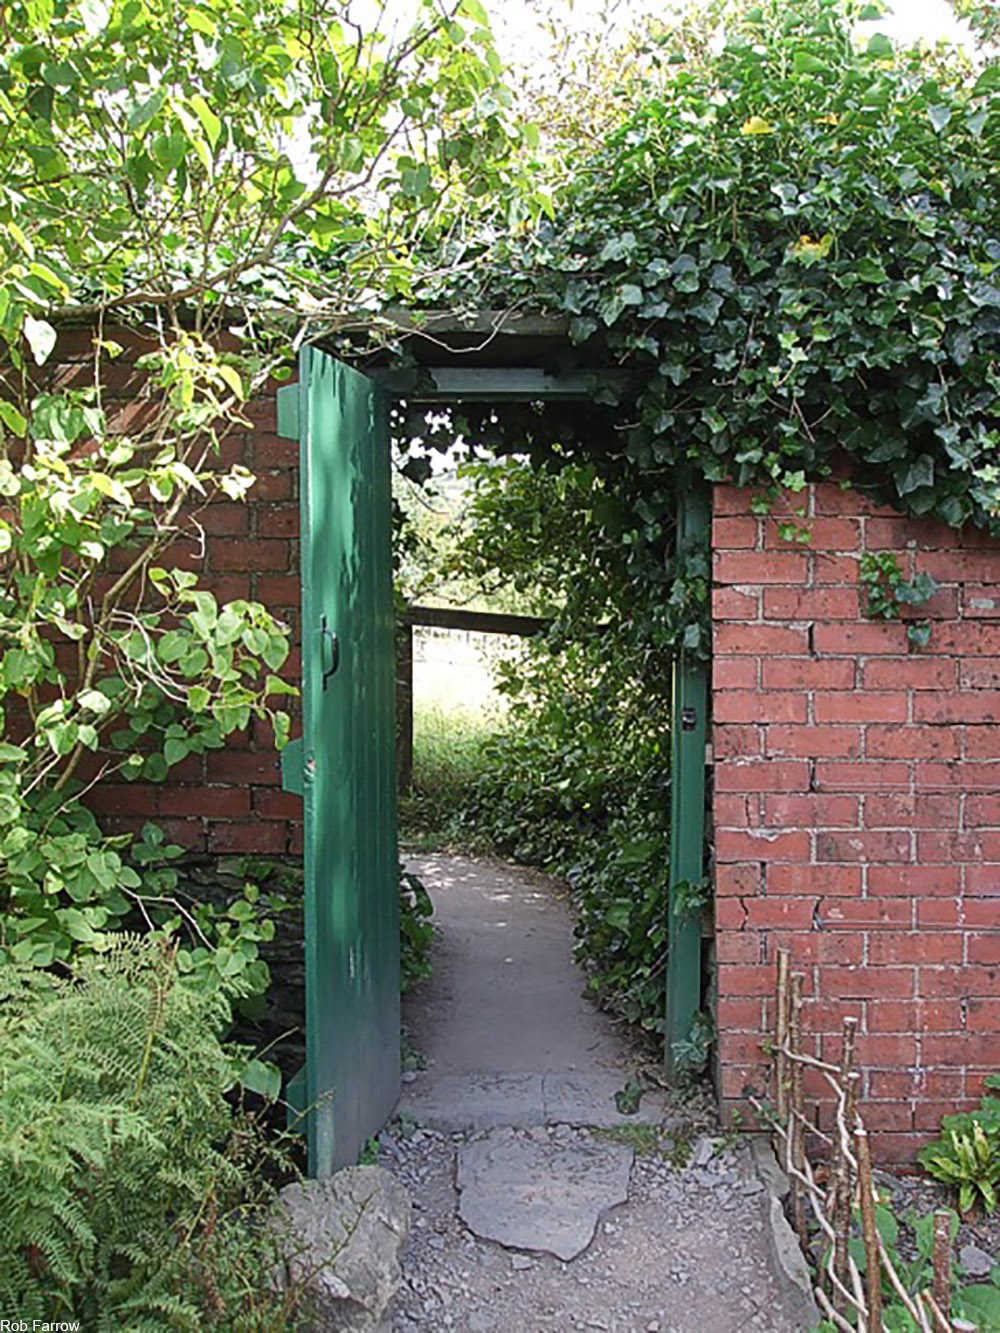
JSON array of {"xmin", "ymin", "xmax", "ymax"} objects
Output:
[{"xmin": 320, "ymin": 615, "xmax": 340, "ymax": 690}]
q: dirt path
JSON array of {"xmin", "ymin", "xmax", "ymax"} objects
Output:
[{"xmin": 381, "ymin": 854, "xmax": 809, "ymax": 1333}]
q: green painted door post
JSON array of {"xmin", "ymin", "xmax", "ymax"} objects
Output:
[{"xmin": 665, "ymin": 472, "xmax": 710, "ymax": 1080}]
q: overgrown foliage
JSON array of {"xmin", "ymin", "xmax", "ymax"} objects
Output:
[
  {"xmin": 450, "ymin": 0, "xmax": 1000, "ymax": 538},
  {"xmin": 0, "ymin": 936, "xmax": 300, "ymax": 1330},
  {"xmin": 0, "ymin": 0, "xmax": 541, "ymax": 978}
]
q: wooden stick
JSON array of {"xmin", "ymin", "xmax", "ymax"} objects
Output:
[
  {"xmin": 856, "ymin": 1121, "xmax": 883, "ymax": 1333},
  {"xmin": 831, "ymin": 1020, "xmax": 858, "ymax": 1313},
  {"xmin": 776, "ymin": 947, "xmax": 791, "ymax": 1126},
  {"xmin": 790, "ymin": 972, "xmax": 808, "ymax": 1251},
  {"xmin": 922, "ymin": 1289, "xmax": 952, "ymax": 1333},
  {"xmin": 932, "ymin": 1209, "xmax": 952, "ymax": 1316}
]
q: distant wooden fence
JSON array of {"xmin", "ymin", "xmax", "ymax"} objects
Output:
[{"xmin": 395, "ymin": 605, "xmax": 550, "ymax": 792}]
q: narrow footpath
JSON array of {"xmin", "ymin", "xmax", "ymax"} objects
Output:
[{"xmin": 379, "ymin": 854, "xmax": 811, "ymax": 1333}]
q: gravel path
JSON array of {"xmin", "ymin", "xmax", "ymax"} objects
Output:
[{"xmin": 383, "ymin": 854, "xmax": 810, "ymax": 1332}]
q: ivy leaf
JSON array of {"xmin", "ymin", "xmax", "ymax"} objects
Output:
[
  {"xmin": 927, "ymin": 105, "xmax": 952, "ymax": 134},
  {"xmin": 898, "ymin": 456, "xmax": 935, "ymax": 495}
]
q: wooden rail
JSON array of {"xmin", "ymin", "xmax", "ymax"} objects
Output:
[{"xmin": 395, "ymin": 605, "xmax": 549, "ymax": 793}]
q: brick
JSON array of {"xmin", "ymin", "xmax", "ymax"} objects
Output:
[
  {"xmin": 714, "ymin": 657, "xmax": 759, "ymax": 689},
  {"xmin": 966, "ymin": 865, "xmax": 1000, "ymax": 896},
  {"xmin": 767, "ymin": 724, "xmax": 861, "ymax": 759},
  {"xmin": 712, "ymin": 516, "xmax": 759, "ymax": 548},
  {"xmin": 822, "ymin": 966, "xmax": 916, "ymax": 998},
  {"xmin": 966, "ymin": 729, "xmax": 1000, "ymax": 759},
  {"xmin": 743, "ymin": 897, "xmax": 816, "ymax": 928},
  {"xmin": 924, "ymin": 1033, "xmax": 1000, "ymax": 1065},
  {"xmin": 868, "ymin": 999, "xmax": 962, "ymax": 1032},
  {"xmin": 852, "ymin": 1033, "xmax": 920, "ymax": 1066},
  {"xmin": 762, "ymin": 794, "xmax": 859, "ymax": 828},
  {"xmin": 762, "ymin": 658, "xmax": 855, "ymax": 689},
  {"xmin": 208, "ymin": 821, "xmax": 288, "ymax": 854},
  {"xmin": 918, "ymin": 761, "xmax": 1000, "ymax": 789},
  {"xmin": 714, "ymin": 692, "xmax": 806, "ymax": 723},
  {"xmin": 761, "ymin": 586, "xmax": 860, "ymax": 620},
  {"xmin": 865, "ymin": 794, "xmax": 959, "ymax": 828},
  {"xmin": 715, "ymin": 794, "xmax": 758, "ymax": 827},
  {"xmin": 257, "ymin": 574, "xmax": 302, "ymax": 607},
  {"xmin": 817, "ymin": 898, "xmax": 911, "ymax": 929},
  {"xmin": 715, "ymin": 864, "xmax": 764, "ymax": 897},
  {"xmin": 965, "ymin": 796, "xmax": 1000, "ymax": 827},
  {"xmin": 868, "ymin": 865, "xmax": 959, "ymax": 897},
  {"xmin": 205, "ymin": 749, "xmax": 281, "ymax": 784},
  {"xmin": 967, "ymin": 998, "xmax": 1000, "ymax": 1031},
  {"xmin": 923, "ymin": 550, "xmax": 1000, "ymax": 582},
  {"xmin": 931, "ymin": 624, "xmax": 1000, "ymax": 656},
  {"xmin": 914, "ymin": 1100, "xmax": 978, "ymax": 1132},
  {"xmin": 813, "ymin": 623, "xmax": 909, "ymax": 655},
  {"xmin": 813, "ymin": 761, "xmax": 909, "ymax": 792},
  {"xmin": 967, "ymin": 935, "xmax": 1000, "ymax": 965},
  {"xmin": 866, "ymin": 726, "xmax": 960, "ymax": 761},
  {"xmin": 197, "ymin": 502, "xmax": 249, "ymax": 535},
  {"xmin": 814, "ymin": 488, "xmax": 896, "ymax": 518},
  {"xmin": 714, "ymin": 760, "xmax": 810, "ymax": 793},
  {"xmin": 716, "ymin": 932, "xmax": 762, "ymax": 963},
  {"xmin": 812, "ymin": 553, "xmax": 862, "ymax": 584},
  {"xmin": 869, "ymin": 933, "xmax": 963, "ymax": 965},
  {"xmin": 916, "ymin": 899, "xmax": 961, "ymax": 927},
  {"xmin": 770, "ymin": 930, "xmax": 864, "ymax": 965},
  {"xmin": 716, "ymin": 897, "xmax": 750, "ymax": 930},
  {"xmin": 816, "ymin": 830, "xmax": 911, "ymax": 863},
  {"xmin": 714, "ymin": 725, "xmax": 762, "ymax": 760},
  {"xmin": 212, "ymin": 539, "xmax": 290, "ymax": 571},
  {"xmin": 864, "ymin": 516, "xmax": 959, "ymax": 550},
  {"xmin": 958, "ymin": 901, "xmax": 1000, "ymax": 927},
  {"xmin": 253, "ymin": 789, "xmax": 304, "ymax": 820},
  {"xmin": 918, "ymin": 831, "xmax": 1000, "ymax": 863},
  {"xmin": 257, "ymin": 504, "xmax": 300, "ymax": 538},
  {"xmin": 85, "ymin": 783, "xmax": 160, "ymax": 816},
  {"xmin": 919, "ymin": 966, "xmax": 1000, "ymax": 998},
  {"xmin": 801, "ymin": 999, "xmax": 864, "ymax": 1032},
  {"xmin": 863, "ymin": 657, "xmax": 956, "ymax": 690},
  {"xmin": 716, "ymin": 964, "xmax": 775, "ymax": 996},
  {"xmin": 765, "ymin": 517, "xmax": 860, "ymax": 550},
  {"xmin": 249, "ymin": 469, "xmax": 295, "ymax": 501},
  {"xmin": 715, "ymin": 624, "xmax": 810, "ymax": 655},
  {"xmin": 766, "ymin": 864, "xmax": 862, "ymax": 896},
  {"xmin": 962, "ymin": 659, "xmax": 1000, "ymax": 689},
  {"xmin": 813, "ymin": 692, "xmax": 907, "ymax": 723},
  {"xmin": 715, "ymin": 829, "xmax": 812, "ymax": 862},
  {"xmin": 714, "ymin": 551, "xmax": 809, "ymax": 584},
  {"xmin": 714, "ymin": 486, "xmax": 775, "ymax": 516},
  {"xmin": 715, "ymin": 996, "xmax": 766, "ymax": 1029},
  {"xmin": 159, "ymin": 787, "xmax": 251, "ymax": 817},
  {"xmin": 964, "ymin": 585, "xmax": 1000, "ymax": 618}
]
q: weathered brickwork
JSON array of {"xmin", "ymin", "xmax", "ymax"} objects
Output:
[
  {"xmin": 713, "ymin": 481, "xmax": 1000, "ymax": 1162},
  {"xmin": 47, "ymin": 328, "xmax": 305, "ymax": 857}
]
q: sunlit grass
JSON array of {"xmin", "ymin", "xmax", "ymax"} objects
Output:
[{"xmin": 398, "ymin": 698, "xmax": 504, "ymax": 849}]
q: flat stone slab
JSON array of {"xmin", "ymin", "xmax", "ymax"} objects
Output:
[
  {"xmin": 398, "ymin": 1073, "xmax": 545, "ymax": 1131},
  {"xmin": 398, "ymin": 1071, "xmax": 680, "ymax": 1133},
  {"xmin": 456, "ymin": 1131, "xmax": 633, "ymax": 1261}
]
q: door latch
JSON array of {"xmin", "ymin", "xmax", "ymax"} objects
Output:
[{"xmin": 320, "ymin": 615, "xmax": 340, "ymax": 690}]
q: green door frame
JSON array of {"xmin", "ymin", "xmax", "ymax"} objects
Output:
[{"xmin": 279, "ymin": 357, "xmax": 711, "ymax": 1175}]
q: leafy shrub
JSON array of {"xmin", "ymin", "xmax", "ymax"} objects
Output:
[
  {"xmin": 400, "ymin": 866, "xmax": 434, "ymax": 992},
  {"xmin": 919, "ymin": 1075, "xmax": 1000, "ymax": 1216},
  {"xmin": 0, "ymin": 936, "xmax": 301, "ymax": 1331}
]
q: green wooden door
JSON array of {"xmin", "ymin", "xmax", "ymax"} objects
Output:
[{"xmin": 277, "ymin": 347, "xmax": 400, "ymax": 1178}]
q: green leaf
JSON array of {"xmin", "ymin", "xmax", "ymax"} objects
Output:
[
  {"xmin": 928, "ymin": 105, "xmax": 952, "ymax": 134},
  {"xmin": 0, "ymin": 401, "xmax": 28, "ymax": 436},
  {"xmin": 189, "ymin": 93, "xmax": 222, "ymax": 149},
  {"xmin": 23, "ymin": 316, "xmax": 57, "ymax": 366},
  {"xmin": 239, "ymin": 1057, "xmax": 282, "ymax": 1100}
]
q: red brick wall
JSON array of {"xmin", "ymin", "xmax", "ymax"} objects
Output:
[
  {"xmin": 41, "ymin": 329, "xmax": 305, "ymax": 857},
  {"xmin": 713, "ymin": 481, "xmax": 1000, "ymax": 1162}
]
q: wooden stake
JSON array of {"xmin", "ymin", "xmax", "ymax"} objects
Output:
[
  {"xmin": 776, "ymin": 947, "xmax": 790, "ymax": 1126},
  {"xmin": 790, "ymin": 972, "xmax": 807, "ymax": 1251},
  {"xmin": 856, "ymin": 1121, "xmax": 883, "ymax": 1333},
  {"xmin": 932, "ymin": 1209, "xmax": 952, "ymax": 1316}
]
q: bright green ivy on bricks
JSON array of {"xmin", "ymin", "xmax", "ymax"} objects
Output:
[{"xmin": 456, "ymin": 0, "xmax": 1000, "ymax": 533}]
